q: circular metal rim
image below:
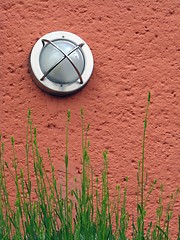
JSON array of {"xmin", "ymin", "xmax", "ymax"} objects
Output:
[{"xmin": 29, "ymin": 31, "xmax": 94, "ymax": 96}]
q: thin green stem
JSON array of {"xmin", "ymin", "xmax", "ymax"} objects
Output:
[{"xmin": 141, "ymin": 91, "xmax": 151, "ymax": 210}]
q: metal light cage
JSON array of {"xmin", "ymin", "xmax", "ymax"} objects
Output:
[{"xmin": 29, "ymin": 31, "xmax": 94, "ymax": 96}]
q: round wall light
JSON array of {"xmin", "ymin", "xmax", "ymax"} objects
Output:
[{"xmin": 29, "ymin": 31, "xmax": 94, "ymax": 96}]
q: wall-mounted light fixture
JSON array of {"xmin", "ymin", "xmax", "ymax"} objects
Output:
[{"xmin": 29, "ymin": 31, "xmax": 94, "ymax": 96}]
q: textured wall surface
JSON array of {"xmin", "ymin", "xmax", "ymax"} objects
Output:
[{"xmin": 1, "ymin": 0, "xmax": 180, "ymax": 237}]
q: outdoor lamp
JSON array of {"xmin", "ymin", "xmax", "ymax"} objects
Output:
[{"xmin": 29, "ymin": 31, "xmax": 94, "ymax": 96}]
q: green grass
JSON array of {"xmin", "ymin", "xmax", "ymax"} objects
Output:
[{"xmin": 0, "ymin": 92, "xmax": 179, "ymax": 239}]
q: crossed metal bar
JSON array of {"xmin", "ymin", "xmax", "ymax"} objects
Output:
[{"xmin": 40, "ymin": 39, "xmax": 84, "ymax": 84}]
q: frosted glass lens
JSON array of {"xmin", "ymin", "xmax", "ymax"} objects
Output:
[{"xmin": 39, "ymin": 40, "xmax": 84, "ymax": 84}]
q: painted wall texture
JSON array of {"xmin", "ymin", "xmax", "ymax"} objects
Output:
[{"xmin": 1, "ymin": 0, "xmax": 180, "ymax": 237}]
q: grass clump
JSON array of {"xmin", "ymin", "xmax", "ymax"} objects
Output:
[{"xmin": 0, "ymin": 92, "xmax": 179, "ymax": 239}]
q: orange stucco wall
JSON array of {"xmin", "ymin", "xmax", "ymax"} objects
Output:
[{"xmin": 1, "ymin": 0, "xmax": 180, "ymax": 237}]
